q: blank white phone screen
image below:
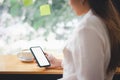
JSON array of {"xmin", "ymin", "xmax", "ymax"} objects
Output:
[{"xmin": 31, "ymin": 47, "xmax": 50, "ymax": 66}]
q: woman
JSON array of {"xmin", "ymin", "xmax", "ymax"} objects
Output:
[{"xmin": 45, "ymin": 0, "xmax": 120, "ymax": 80}]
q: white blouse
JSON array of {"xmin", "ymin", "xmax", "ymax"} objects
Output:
[{"xmin": 59, "ymin": 10, "xmax": 115, "ymax": 80}]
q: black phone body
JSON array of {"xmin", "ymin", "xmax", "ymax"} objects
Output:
[{"xmin": 30, "ymin": 46, "xmax": 50, "ymax": 67}]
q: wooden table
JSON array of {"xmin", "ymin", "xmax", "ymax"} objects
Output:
[
  {"xmin": 0, "ymin": 54, "xmax": 120, "ymax": 74},
  {"xmin": 0, "ymin": 54, "xmax": 120, "ymax": 80},
  {"xmin": 0, "ymin": 54, "xmax": 63, "ymax": 74},
  {"xmin": 0, "ymin": 54, "xmax": 63, "ymax": 80}
]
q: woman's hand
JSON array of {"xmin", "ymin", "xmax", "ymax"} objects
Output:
[
  {"xmin": 33, "ymin": 52, "xmax": 62, "ymax": 69},
  {"xmin": 45, "ymin": 53, "xmax": 62, "ymax": 69}
]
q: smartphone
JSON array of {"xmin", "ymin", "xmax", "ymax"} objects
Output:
[{"xmin": 30, "ymin": 46, "xmax": 50, "ymax": 67}]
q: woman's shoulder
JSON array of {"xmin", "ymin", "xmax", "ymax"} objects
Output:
[{"xmin": 76, "ymin": 10, "xmax": 106, "ymax": 34}]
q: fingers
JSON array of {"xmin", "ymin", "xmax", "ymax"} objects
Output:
[
  {"xmin": 47, "ymin": 54, "xmax": 56, "ymax": 62},
  {"xmin": 46, "ymin": 63, "xmax": 63, "ymax": 69},
  {"xmin": 44, "ymin": 52, "xmax": 48, "ymax": 56}
]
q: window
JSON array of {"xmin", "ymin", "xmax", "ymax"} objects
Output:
[{"xmin": 0, "ymin": 0, "xmax": 79, "ymax": 54}]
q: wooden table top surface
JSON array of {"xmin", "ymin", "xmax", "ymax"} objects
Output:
[
  {"xmin": 0, "ymin": 54, "xmax": 63, "ymax": 74},
  {"xmin": 0, "ymin": 54, "xmax": 120, "ymax": 74}
]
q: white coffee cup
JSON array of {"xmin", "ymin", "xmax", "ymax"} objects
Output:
[{"xmin": 17, "ymin": 49, "xmax": 34, "ymax": 62}]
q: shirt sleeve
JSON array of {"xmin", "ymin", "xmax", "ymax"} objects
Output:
[{"xmin": 68, "ymin": 27, "xmax": 105, "ymax": 80}]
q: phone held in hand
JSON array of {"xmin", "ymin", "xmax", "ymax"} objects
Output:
[{"xmin": 30, "ymin": 46, "xmax": 50, "ymax": 67}]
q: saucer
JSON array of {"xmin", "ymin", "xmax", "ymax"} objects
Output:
[
  {"xmin": 17, "ymin": 49, "xmax": 34, "ymax": 62},
  {"xmin": 18, "ymin": 57, "xmax": 34, "ymax": 62}
]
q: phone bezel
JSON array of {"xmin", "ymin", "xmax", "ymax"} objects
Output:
[{"xmin": 30, "ymin": 46, "xmax": 51, "ymax": 67}]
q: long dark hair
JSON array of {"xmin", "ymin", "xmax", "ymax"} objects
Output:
[
  {"xmin": 112, "ymin": 0, "xmax": 120, "ymax": 13},
  {"xmin": 88, "ymin": 0, "xmax": 120, "ymax": 73}
]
